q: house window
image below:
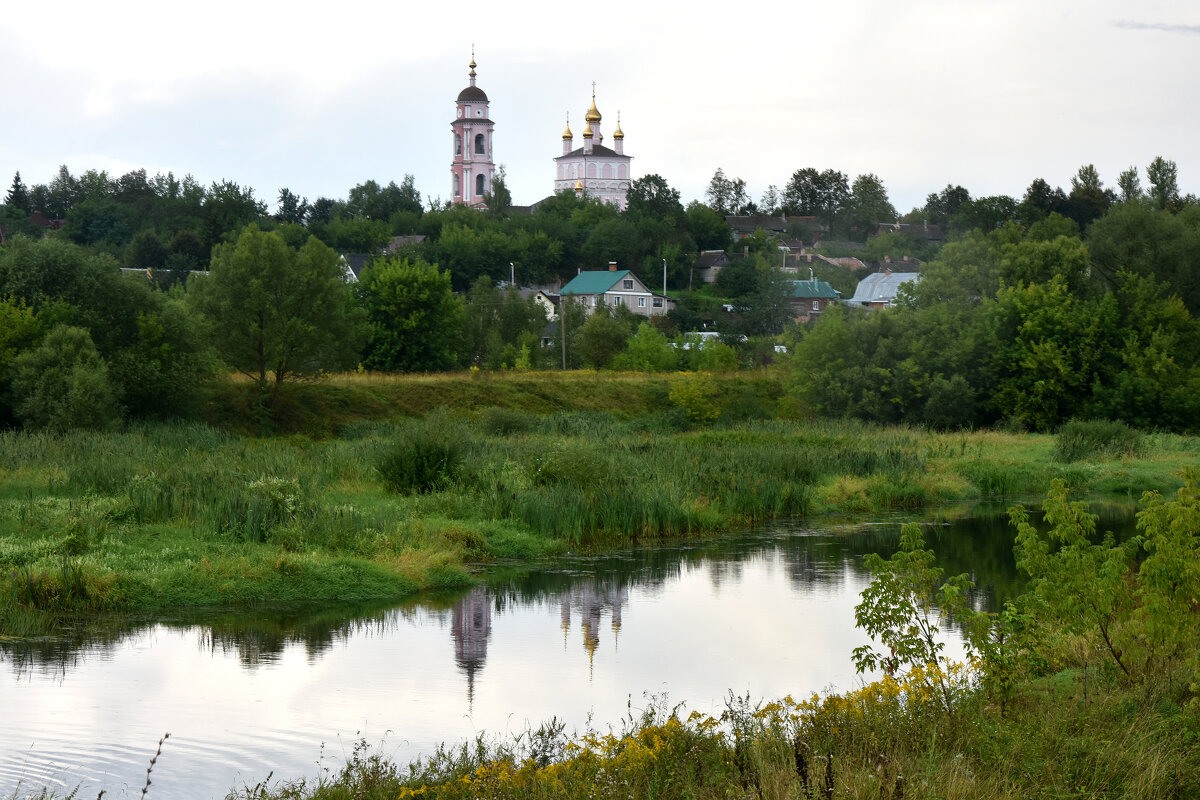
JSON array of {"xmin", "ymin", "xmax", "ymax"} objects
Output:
[
  {"xmin": 623, "ymin": 279, "xmax": 633, "ymax": 289},
  {"xmin": 476, "ymin": 174, "xmax": 485, "ymax": 196},
  {"xmin": 812, "ymin": 300, "xmax": 820, "ymax": 311},
  {"xmin": 475, "ymin": 133, "xmax": 485, "ymax": 155},
  {"xmin": 610, "ymin": 296, "xmax": 620, "ymax": 307},
  {"xmin": 652, "ymin": 297, "xmax": 663, "ymax": 308},
  {"xmin": 638, "ymin": 297, "xmax": 646, "ymax": 308}
]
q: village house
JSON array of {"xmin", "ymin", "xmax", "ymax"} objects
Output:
[
  {"xmin": 695, "ymin": 250, "xmax": 730, "ymax": 284},
  {"xmin": 848, "ymin": 270, "xmax": 921, "ymax": 309},
  {"xmin": 786, "ymin": 278, "xmax": 840, "ymax": 322},
  {"xmin": 872, "ymin": 221, "xmax": 945, "ymax": 245},
  {"xmin": 558, "ymin": 265, "xmax": 674, "ymax": 317}
]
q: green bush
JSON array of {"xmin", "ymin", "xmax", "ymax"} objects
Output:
[
  {"xmin": 376, "ymin": 425, "xmax": 463, "ymax": 494},
  {"xmin": 11, "ymin": 324, "xmax": 121, "ymax": 431},
  {"xmin": 480, "ymin": 406, "xmax": 535, "ymax": 436},
  {"xmin": 1054, "ymin": 418, "xmax": 1145, "ymax": 462},
  {"xmin": 215, "ymin": 476, "xmax": 310, "ymax": 542},
  {"xmin": 669, "ymin": 373, "xmax": 720, "ymax": 425}
]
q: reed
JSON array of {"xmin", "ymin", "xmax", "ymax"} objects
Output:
[{"xmin": 1, "ymin": 409, "xmax": 1194, "ymax": 621}]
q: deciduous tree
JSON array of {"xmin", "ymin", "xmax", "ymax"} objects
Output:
[
  {"xmin": 188, "ymin": 225, "xmax": 363, "ymax": 393},
  {"xmin": 359, "ymin": 256, "xmax": 462, "ymax": 372}
]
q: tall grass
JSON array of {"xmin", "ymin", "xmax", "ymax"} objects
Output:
[
  {"xmin": 225, "ymin": 661, "xmax": 1200, "ymax": 800},
  {"xmin": 1, "ymin": 411, "xmax": 1193, "ymax": 618}
]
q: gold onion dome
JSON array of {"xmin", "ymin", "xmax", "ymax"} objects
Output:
[
  {"xmin": 574, "ymin": 179, "xmax": 584, "ymax": 191},
  {"xmin": 585, "ymin": 84, "xmax": 601, "ymax": 123},
  {"xmin": 613, "ymin": 112, "xmax": 624, "ymax": 139},
  {"xmin": 562, "ymin": 113, "xmax": 573, "ymax": 140},
  {"xmin": 582, "ymin": 121, "xmax": 593, "ymax": 138}
]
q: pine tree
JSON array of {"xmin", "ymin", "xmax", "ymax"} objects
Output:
[{"xmin": 4, "ymin": 171, "xmax": 30, "ymax": 212}]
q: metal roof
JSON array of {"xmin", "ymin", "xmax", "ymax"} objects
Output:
[
  {"xmin": 787, "ymin": 279, "xmax": 840, "ymax": 299},
  {"xmin": 560, "ymin": 270, "xmax": 632, "ymax": 295},
  {"xmin": 849, "ymin": 271, "xmax": 921, "ymax": 304}
]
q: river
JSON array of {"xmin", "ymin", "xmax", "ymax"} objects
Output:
[{"xmin": 0, "ymin": 501, "xmax": 1134, "ymax": 798}]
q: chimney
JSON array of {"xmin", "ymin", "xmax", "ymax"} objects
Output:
[{"xmin": 608, "ymin": 262, "xmax": 617, "ymax": 271}]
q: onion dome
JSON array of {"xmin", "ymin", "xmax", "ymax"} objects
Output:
[
  {"xmin": 457, "ymin": 54, "xmax": 488, "ymax": 102},
  {"xmin": 582, "ymin": 121, "xmax": 593, "ymax": 138},
  {"xmin": 562, "ymin": 113, "xmax": 573, "ymax": 140},
  {"xmin": 585, "ymin": 94, "xmax": 601, "ymax": 123},
  {"xmin": 574, "ymin": 179, "xmax": 584, "ymax": 192},
  {"xmin": 613, "ymin": 112, "xmax": 624, "ymax": 140},
  {"xmin": 585, "ymin": 82, "xmax": 602, "ymax": 123}
]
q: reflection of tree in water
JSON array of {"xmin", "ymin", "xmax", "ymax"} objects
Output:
[
  {"xmin": 2, "ymin": 598, "xmax": 430, "ymax": 674},
  {"xmin": 3, "ymin": 502, "xmax": 1137, "ymax": 677}
]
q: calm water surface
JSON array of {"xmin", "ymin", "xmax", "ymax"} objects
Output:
[{"xmin": 0, "ymin": 504, "xmax": 1133, "ymax": 798}]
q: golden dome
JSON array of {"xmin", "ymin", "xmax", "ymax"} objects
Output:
[
  {"xmin": 574, "ymin": 179, "xmax": 583, "ymax": 192},
  {"xmin": 585, "ymin": 83, "xmax": 601, "ymax": 123},
  {"xmin": 613, "ymin": 111, "xmax": 624, "ymax": 139},
  {"xmin": 582, "ymin": 121, "xmax": 593, "ymax": 138},
  {"xmin": 562, "ymin": 113, "xmax": 573, "ymax": 140}
]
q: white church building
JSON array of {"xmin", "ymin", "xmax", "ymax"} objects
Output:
[{"xmin": 554, "ymin": 87, "xmax": 632, "ymax": 210}]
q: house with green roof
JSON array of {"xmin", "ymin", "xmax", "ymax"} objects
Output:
[
  {"xmin": 786, "ymin": 278, "xmax": 840, "ymax": 322},
  {"xmin": 559, "ymin": 266, "xmax": 674, "ymax": 317}
]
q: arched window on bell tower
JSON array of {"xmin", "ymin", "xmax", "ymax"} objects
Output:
[
  {"xmin": 456, "ymin": 134, "xmax": 462, "ymax": 156},
  {"xmin": 476, "ymin": 174, "xmax": 485, "ymax": 197},
  {"xmin": 475, "ymin": 133, "xmax": 485, "ymax": 155},
  {"xmin": 454, "ymin": 173, "xmax": 461, "ymax": 197}
]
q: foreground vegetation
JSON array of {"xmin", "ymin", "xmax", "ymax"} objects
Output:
[
  {"xmin": 2, "ymin": 373, "xmax": 1195, "ymax": 638},
  {"xmin": 220, "ymin": 480, "xmax": 1200, "ymax": 800}
]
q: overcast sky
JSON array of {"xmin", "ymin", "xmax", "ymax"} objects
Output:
[{"xmin": 2, "ymin": 0, "xmax": 1196, "ymax": 216}]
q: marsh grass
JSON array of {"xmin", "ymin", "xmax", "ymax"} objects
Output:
[
  {"xmin": 1, "ymin": 396, "xmax": 1195, "ymax": 621},
  {"xmin": 1055, "ymin": 418, "xmax": 1147, "ymax": 463}
]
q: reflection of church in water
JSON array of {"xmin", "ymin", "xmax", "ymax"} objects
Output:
[
  {"xmin": 449, "ymin": 580, "xmax": 630, "ymax": 703},
  {"xmin": 451, "ymin": 586, "xmax": 492, "ymax": 705},
  {"xmin": 559, "ymin": 580, "xmax": 628, "ymax": 672}
]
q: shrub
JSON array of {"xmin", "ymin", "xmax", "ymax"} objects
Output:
[
  {"xmin": 669, "ymin": 373, "xmax": 720, "ymax": 426},
  {"xmin": 11, "ymin": 324, "xmax": 121, "ymax": 431},
  {"xmin": 376, "ymin": 422, "xmax": 464, "ymax": 494},
  {"xmin": 1054, "ymin": 418, "xmax": 1145, "ymax": 462},
  {"xmin": 480, "ymin": 406, "xmax": 535, "ymax": 436},
  {"xmin": 218, "ymin": 476, "xmax": 309, "ymax": 542}
]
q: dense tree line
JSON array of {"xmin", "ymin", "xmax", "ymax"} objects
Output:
[
  {"xmin": 789, "ymin": 199, "xmax": 1200, "ymax": 432},
  {"xmin": 1, "ymin": 158, "xmax": 1198, "ymax": 433}
]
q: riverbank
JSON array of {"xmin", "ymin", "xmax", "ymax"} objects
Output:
[
  {"xmin": 1, "ymin": 372, "xmax": 1196, "ymax": 634},
  {"xmin": 223, "ymin": 480, "xmax": 1200, "ymax": 800},
  {"xmin": 226, "ymin": 661, "xmax": 1199, "ymax": 800}
]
